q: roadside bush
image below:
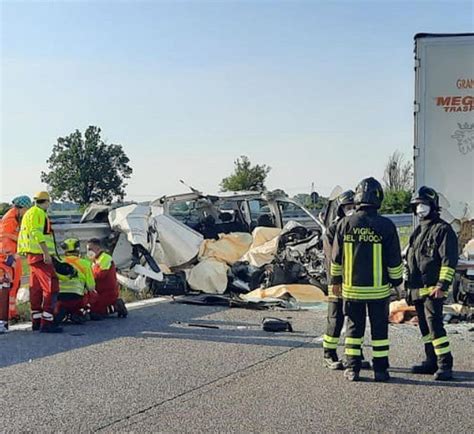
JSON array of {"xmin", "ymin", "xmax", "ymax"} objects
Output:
[{"xmin": 380, "ymin": 190, "xmax": 412, "ymax": 214}]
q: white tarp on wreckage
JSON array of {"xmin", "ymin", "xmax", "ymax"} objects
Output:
[
  {"xmin": 106, "ymin": 204, "xmax": 326, "ymax": 302},
  {"xmin": 108, "ymin": 204, "xmax": 203, "ymax": 291}
]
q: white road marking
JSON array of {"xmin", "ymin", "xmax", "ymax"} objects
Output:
[{"xmin": 8, "ymin": 296, "xmax": 171, "ymax": 332}]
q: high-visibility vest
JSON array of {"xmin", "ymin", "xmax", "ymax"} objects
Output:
[
  {"xmin": 0, "ymin": 207, "xmax": 20, "ymax": 255},
  {"xmin": 17, "ymin": 206, "xmax": 55, "ymax": 255},
  {"xmin": 92, "ymin": 252, "xmax": 118, "ymax": 296},
  {"xmin": 59, "ymin": 256, "xmax": 95, "ymax": 296}
]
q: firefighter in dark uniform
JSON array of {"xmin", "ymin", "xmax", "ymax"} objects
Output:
[
  {"xmin": 323, "ymin": 190, "xmax": 355, "ymax": 369},
  {"xmin": 406, "ymin": 186, "xmax": 458, "ymax": 381},
  {"xmin": 331, "ymin": 178, "xmax": 403, "ymax": 382}
]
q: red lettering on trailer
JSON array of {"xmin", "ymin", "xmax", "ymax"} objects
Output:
[
  {"xmin": 451, "ymin": 96, "xmax": 462, "ymax": 106},
  {"xmin": 437, "ymin": 96, "xmax": 451, "ymax": 106},
  {"xmin": 462, "ymin": 96, "xmax": 473, "ymax": 106},
  {"xmin": 436, "ymin": 95, "xmax": 474, "ymax": 112}
]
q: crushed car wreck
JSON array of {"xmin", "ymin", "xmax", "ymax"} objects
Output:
[
  {"xmin": 52, "ymin": 189, "xmax": 330, "ymax": 308},
  {"xmin": 51, "ymin": 185, "xmax": 474, "ymax": 314}
]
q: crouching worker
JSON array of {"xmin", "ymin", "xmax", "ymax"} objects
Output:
[
  {"xmin": 86, "ymin": 238, "xmax": 127, "ymax": 320},
  {"xmin": 55, "ymin": 238, "xmax": 95, "ymax": 324}
]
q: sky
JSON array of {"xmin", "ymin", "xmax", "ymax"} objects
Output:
[{"xmin": 1, "ymin": 0, "xmax": 473, "ymax": 203}]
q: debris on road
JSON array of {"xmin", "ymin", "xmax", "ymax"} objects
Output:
[
  {"xmin": 389, "ymin": 300, "xmax": 417, "ymax": 324},
  {"xmin": 444, "ymin": 303, "xmax": 473, "ymax": 323},
  {"xmin": 262, "ymin": 317, "xmax": 293, "ymax": 332},
  {"xmin": 175, "ymin": 321, "xmax": 220, "ymax": 329},
  {"xmin": 453, "ymin": 237, "xmax": 474, "ymax": 306}
]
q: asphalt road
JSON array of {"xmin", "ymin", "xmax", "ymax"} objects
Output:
[{"xmin": 1, "ymin": 299, "xmax": 473, "ymax": 433}]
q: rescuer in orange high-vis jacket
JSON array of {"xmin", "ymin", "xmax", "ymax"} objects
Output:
[{"xmin": 0, "ymin": 195, "xmax": 32, "ymax": 322}]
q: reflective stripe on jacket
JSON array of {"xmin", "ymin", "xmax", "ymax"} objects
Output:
[
  {"xmin": 59, "ymin": 256, "xmax": 95, "ymax": 296},
  {"xmin": 323, "ymin": 220, "xmax": 341, "ymax": 301},
  {"xmin": 406, "ymin": 215, "xmax": 458, "ymax": 297},
  {"xmin": 330, "ymin": 208, "xmax": 403, "ymax": 301},
  {"xmin": 17, "ymin": 206, "xmax": 55, "ymax": 255}
]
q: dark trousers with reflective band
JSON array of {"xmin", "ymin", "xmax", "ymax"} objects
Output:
[
  {"xmin": 323, "ymin": 297, "xmax": 344, "ymax": 358},
  {"xmin": 344, "ymin": 298, "xmax": 389, "ymax": 372},
  {"xmin": 414, "ymin": 298, "xmax": 453, "ymax": 370}
]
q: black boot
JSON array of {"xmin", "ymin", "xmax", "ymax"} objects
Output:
[
  {"xmin": 434, "ymin": 352, "xmax": 453, "ymax": 381},
  {"xmin": 374, "ymin": 370, "xmax": 391, "ymax": 382},
  {"xmin": 412, "ymin": 343, "xmax": 437, "ymax": 374},
  {"xmin": 344, "ymin": 368, "xmax": 360, "ymax": 382},
  {"xmin": 115, "ymin": 298, "xmax": 128, "ymax": 318},
  {"xmin": 70, "ymin": 314, "xmax": 86, "ymax": 325},
  {"xmin": 434, "ymin": 368, "xmax": 453, "ymax": 381},
  {"xmin": 54, "ymin": 308, "xmax": 67, "ymax": 324},
  {"xmin": 323, "ymin": 352, "xmax": 343, "ymax": 370}
]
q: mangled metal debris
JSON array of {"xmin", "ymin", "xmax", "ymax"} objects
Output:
[
  {"xmin": 69, "ymin": 191, "xmax": 329, "ymax": 309},
  {"xmin": 53, "ymin": 185, "xmax": 474, "ymax": 313},
  {"xmin": 108, "ymin": 204, "xmax": 328, "ymax": 305}
]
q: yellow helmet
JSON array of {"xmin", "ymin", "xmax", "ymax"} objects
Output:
[
  {"xmin": 34, "ymin": 191, "xmax": 51, "ymax": 201},
  {"xmin": 61, "ymin": 238, "xmax": 80, "ymax": 254}
]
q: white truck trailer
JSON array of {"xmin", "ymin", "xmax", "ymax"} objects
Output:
[
  {"xmin": 414, "ymin": 33, "xmax": 474, "ymax": 226},
  {"xmin": 414, "ymin": 33, "xmax": 474, "ymax": 306}
]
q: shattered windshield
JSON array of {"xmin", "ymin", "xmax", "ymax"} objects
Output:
[
  {"xmin": 278, "ymin": 201, "xmax": 315, "ymax": 227},
  {"xmin": 168, "ymin": 201, "xmax": 202, "ymax": 229}
]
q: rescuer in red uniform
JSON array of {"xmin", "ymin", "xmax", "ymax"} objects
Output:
[{"xmin": 86, "ymin": 238, "xmax": 127, "ymax": 320}]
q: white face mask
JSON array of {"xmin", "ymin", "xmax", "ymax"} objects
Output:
[
  {"xmin": 86, "ymin": 250, "xmax": 96, "ymax": 259},
  {"xmin": 416, "ymin": 203, "xmax": 431, "ymax": 218},
  {"xmin": 344, "ymin": 209, "xmax": 355, "ymax": 217}
]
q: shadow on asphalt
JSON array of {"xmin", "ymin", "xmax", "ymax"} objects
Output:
[
  {"xmin": 389, "ymin": 367, "xmax": 474, "ymax": 389},
  {"xmin": 0, "ymin": 302, "xmax": 319, "ymax": 369},
  {"xmin": 140, "ymin": 325, "xmax": 319, "ymax": 348},
  {"xmin": 2, "ymin": 301, "xmax": 471, "ymax": 392}
]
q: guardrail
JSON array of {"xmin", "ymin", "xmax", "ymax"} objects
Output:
[
  {"xmin": 384, "ymin": 213, "xmax": 413, "ymax": 228},
  {"xmin": 52, "ymin": 222, "xmax": 111, "ymax": 253}
]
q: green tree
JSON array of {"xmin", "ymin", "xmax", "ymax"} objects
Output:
[
  {"xmin": 380, "ymin": 190, "xmax": 412, "ymax": 214},
  {"xmin": 220, "ymin": 155, "xmax": 271, "ymax": 192},
  {"xmin": 380, "ymin": 151, "xmax": 413, "ymax": 214},
  {"xmin": 293, "ymin": 193, "xmax": 328, "ymax": 210},
  {"xmin": 41, "ymin": 126, "xmax": 133, "ymax": 205},
  {"xmin": 383, "ymin": 151, "xmax": 413, "ymax": 192}
]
